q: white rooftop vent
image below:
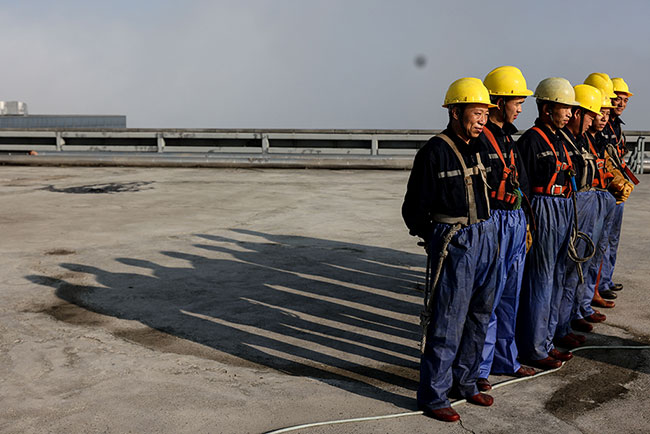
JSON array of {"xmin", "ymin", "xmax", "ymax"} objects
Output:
[{"xmin": 0, "ymin": 101, "xmax": 28, "ymax": 115}]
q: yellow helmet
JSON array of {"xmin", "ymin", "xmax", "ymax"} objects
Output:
[
  {"xmin": 612, "ymin": 77, "xmax": 633, "ymax": 96},
  {"xmin": 443, "ymin": 77, "xmax": 497, "ymax": 108},
  {"xmin": 483, "ymin": 66, "xmax": 533, "ymax": 97},
  {"xmin": 573, "ymin": 85, "xmax": 602, "ymax": 114},
  {"xmin": 584, "ymin": 73, "xmax": 616, "ymax": 98},
  {"xmin": 534, "ymin": 77, "xmax": 580, "ymax": 106},
  {"xmin": 600, "ymin": 93, "xmax": 615, "ymax": 109}
]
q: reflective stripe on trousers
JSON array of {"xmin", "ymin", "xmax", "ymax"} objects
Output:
[
  {"xmin": 418, "ymin": 215, "xmax": 498, "ymax": 411},
  {"xmin": 574, "ymin": 191, "xmax": 617, "ymax": 319},
  {"xmin": 479, "ymin": 209, "xmax": 526, "ymax": 377},
  {"xmin": 599, "ymin": 202, "xmax": 625, "ymax": 291},
  {"xmin": 516, "ymin": 195, "xmax": 573, "ymax": 361}
]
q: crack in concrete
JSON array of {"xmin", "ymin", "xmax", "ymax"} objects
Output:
[{"xmin": 458, "ymin": 419, "xmax": 476, "ymax": 434}]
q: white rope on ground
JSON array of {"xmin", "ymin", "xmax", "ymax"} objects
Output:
[{"xmin": 265, "ymin": 344, "xmax": 650, "ymax": 434}]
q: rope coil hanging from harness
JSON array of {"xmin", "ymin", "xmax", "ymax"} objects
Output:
[{"xmin": 566, "ymin": 171, "xmax": 596, "ymax": 284}]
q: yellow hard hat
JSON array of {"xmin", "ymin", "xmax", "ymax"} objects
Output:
[
  {"xmin": 584, "ymin": 73, "xmax": 616, "ymax": 98},
  {"xmin": 483, "ymin": 66, "xmax": 533, "ymax": 97},
  {"xmin": 534, "ymin": 77, "xmax": 580, "ymax": 106},
  {"xmin": 442, "ymin": 77, "xmax": 498, "ymax": 108},
  {"xmin": 573, "ymin": 85, "xmax": 602, "ymax": 114},
  {"xmin": 612, "ymin": 77, "xmax": 633, "ymax": 96},
  {"xmin": 600, "ymin": 93, "xmax": 615, "ymax": 109}
]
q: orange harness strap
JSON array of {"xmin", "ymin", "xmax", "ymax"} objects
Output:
[
  {"xmin": 585, "ymin": 134, "xmax": 614, "ymax": 189},
  {"xmin": 482, "ymin": 128, "xmax": 517, "ymax": 204},
  {"xmin": 531, "ymin": 127, "xmax": 573, "ymax": 196}
]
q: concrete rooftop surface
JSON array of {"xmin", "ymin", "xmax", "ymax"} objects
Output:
[{"xmin": 0, "ymin": 166, "xmax": 649, "ymax": 434}]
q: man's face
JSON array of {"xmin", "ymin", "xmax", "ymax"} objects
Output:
[
  {"xmin": 593, "ymin": 108, "xmax": 610, "ymax": 132},
  {"xmin": 504, "ymin": 97, "xmax": 526, "ymax": 124},
  {"xmin": 454, "ymin": 103, "xmax": 489, "ymax": 140},
  {"xmin": 581, "ymin": 111, "xmax": 596, "ymax": 134},
  {"xmin": 550, "ymin": 103, "xmax": 573, "ymax": 129},
  {"xmin": 611, "ymin": 92, "xmax": 629, "ymax": 116}
]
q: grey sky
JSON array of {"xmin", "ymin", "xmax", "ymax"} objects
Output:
[{"xmin": 1, "ymin": 0, "xmax": 648, "ymax": 129}]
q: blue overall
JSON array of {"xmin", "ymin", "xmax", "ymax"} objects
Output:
[
  {"xmin": 556, "ymin": 190, "xmax": 611, "ymax": 338},
  {"xmin": 516, "ymin": 195, "xmax": 573, "ymax": 361},
  {"xmin": 479, "ymin": 208, "xmax": 527, "ymax": 377},
  {"xmin": 418, "ymin": 216, "xmax": 499, "ymax": 411},
  {"xmin": 575, "ymin": 191, "xmax": 617, "ymax": 319},
  {"xmin": 599, "ymin": 202, "xmax": 624, "ymax": 291}
]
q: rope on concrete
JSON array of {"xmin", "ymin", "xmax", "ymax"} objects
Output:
[{"xmin": 265, "ymin": 344, "xmax": 650, "ymax": 434}]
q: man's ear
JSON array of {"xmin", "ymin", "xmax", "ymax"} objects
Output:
[{"xmin": 451, "ymin": 106, "xmax": 461, "ymax": 121}]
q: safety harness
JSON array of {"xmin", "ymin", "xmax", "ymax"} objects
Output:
[
  {"xmin": 559, "ymin": 129, "xmax": 596, "ymax": 193},
  {"xmin": 419, "ymin": 132, "xmax": 489, "ymax": 353},
  {"xmin": 530, "ymin": 127, "xmax": 574, "ymax": 197},
  {"xmin": 432, "ymin": 133, "xmax": 491, "ymax": 225},
  {"xmin": 482, "ymin": 127, "xmax": 519, "ymax": 206},
  {"xmin": 585, "ymin": 133, "xmax": 614, "ymax": 190},
  {"xmin": 606, "ymin": 120, "xmax": 640, "ymax": 185}
]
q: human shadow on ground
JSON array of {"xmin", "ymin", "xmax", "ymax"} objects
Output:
[{"xmin": 27, "ymin": 230, "xmax": 427, "ymax": 409}]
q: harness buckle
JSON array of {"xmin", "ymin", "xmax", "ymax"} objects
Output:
[{"xmin": 549, "ymin": 184, "xmax": 565, "ymax": 196}]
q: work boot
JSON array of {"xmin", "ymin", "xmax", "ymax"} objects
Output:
[
  {"xmin": 571, "ymin": 318, "xmax": 594, "ymax": 332},
  {"xmin": 554, "ymin": 334, "xmax": 582, "ymax": 349},
  {"xmin": 567, "ymin": 333, "xmax": 586, "ymax": 344},
  {"xmin": 477, "ymin": 378, "xmax": 492, "ymax": 392},
  {"xmin": 420, "ymin": 406, "xmax": 461, "ymax": 422},
  {"xmin": 592, "ymin": 296, "xmax": 615, "ymax": 309},
  {"xmin": 514, "ymin": 366, "xmax": 536, "ymax": 377},
  {"xmin": 585, "ymin": 312, "xmax": 607, "ymax": 323},
  {"xmin": 528, "ymin": 357, "xmax": 561, "ymax": 370},
  {"xmin": 610, "ymin": 283, "xmax": 624, "ymax": 291},
  {"xmin": 467, "ymin": 393, "xmax": 494, "ymax": 407},
  {"xmin": 549, "ymin": 348, "xmax": 573, "ymax": 361},
  {"xmin": 600, "ymin": 289, "xmax": 617, "ymax": 299}
]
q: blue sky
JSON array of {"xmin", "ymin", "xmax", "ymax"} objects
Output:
[{"xmin": 1, "ymin": 0, "xmax": 647, "ymax": 129}]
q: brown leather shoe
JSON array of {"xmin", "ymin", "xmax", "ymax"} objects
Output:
[
  {"xmin": 585, "ymin": 312, "xmax": 606, "ymax": 323},
  {"xmin": 600, "ymin": 289, "xmax": 617, "ymax": 299},
  {"xmin": 529, "ymin": 357, "xmax": 562, "ymax": 370},
  {"xmin": 467, "ymin": 393, "xmax": 494, "ymax": 407},
  {"xmin": 549, "ymin": 348, "xmax": 573, "ymax": 361},
  {"xmin": 567, "ymin": 333, "xmax": 586, "ymax": 344},
  {"xmin": 554, "ymin": 334, "xmax": 582, "ymax": 349},
  {"xmin": 421, "ymin": 406, "xmax": 461, "ymax": 422},
  {"xmin": 592, "ymin": 297, "xmax": 615, "ymax": 308},
  {"xmin": 571, "ymin": 318, "xmax": 594, "ymax": 331},
  {"xmin": 514, "ymin": 366, "xmax": 536, "ymax": 377},
  {"xmin": 477, "ymin": 378, "xmax": 492, "ymax": 391}
]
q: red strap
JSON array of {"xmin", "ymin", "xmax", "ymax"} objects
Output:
[
  {"xmin": 483, "ymin": 127, "xmax": 516, "ymax": 201},
  {"xmin": 532, "ymin": 127, "xmax": 572, "ymax": 195},
  {"xmin": 585, "ymin": 134, "xmax": 611, "ymax": 189}
]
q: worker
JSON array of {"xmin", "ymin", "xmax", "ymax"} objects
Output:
[
  {"xmin": 514, "ymin": 77, "xmax": 577, "ymax": 370},
  {"xmin": 553, "ymin": 84, "xmax": 615, "ymax": 348},
  {"xmin": 402, "ymin": 77, "xmax": 499, "ymax": 422},
  {"xmin": 571, "ymin": 91, "xmax": 618, "ymax": 332},
  {"xmin": 597, "ymin": 75, "xmax": 636, "ymax": 300},
  {"xmin": 475, "ymin": 66, "xmax": 535, "ymax": 392}
]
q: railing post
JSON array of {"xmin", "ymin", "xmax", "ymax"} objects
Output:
[
  {"xmin": 55, "ymin": 132, "xmax": 64, "ymax": 151},
  {"xmin": 262, "ymin": 135, "xmax": 270, "ymax": 154},
  {"xmin": 371, "ymin": 137, "xmax": 379, "ymax": 156},
  {"xmin": 157, "ymin": 134, "xmax": 165, "ymax": 153}
]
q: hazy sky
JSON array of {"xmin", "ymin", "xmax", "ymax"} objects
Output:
[{"xmin": 1, "ymin": 0, "xmax": 648, "ymax": 130}]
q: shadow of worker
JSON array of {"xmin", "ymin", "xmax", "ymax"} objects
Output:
[{"xmin": 27, "ymin": 230, "xmax": 427, "ymax": 409}]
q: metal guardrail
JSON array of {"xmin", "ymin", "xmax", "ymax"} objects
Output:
[
  {"xmin": 0, "ymin": 128, "xmax": 436, "ymax": 156},
  {"xmin": 0, "ymin": 128, "xmax": 646, "ymax": 172}
]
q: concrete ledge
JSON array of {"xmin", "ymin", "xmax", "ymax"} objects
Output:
[{"xmin": 0, "ymin": 152, "xmax": 414, "ymax": 170}]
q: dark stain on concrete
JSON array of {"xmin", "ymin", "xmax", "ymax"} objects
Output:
[
  {"xmin": 546, "ymin": 352, "xmax": 641, "ymax": 420},
  {"xmin": 45, "ymin": 249, "xmax": 76, "ymax": 256},
  {"xmin": 43, "ymin": 181, "xmax": 154, "ymax": 194}
]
